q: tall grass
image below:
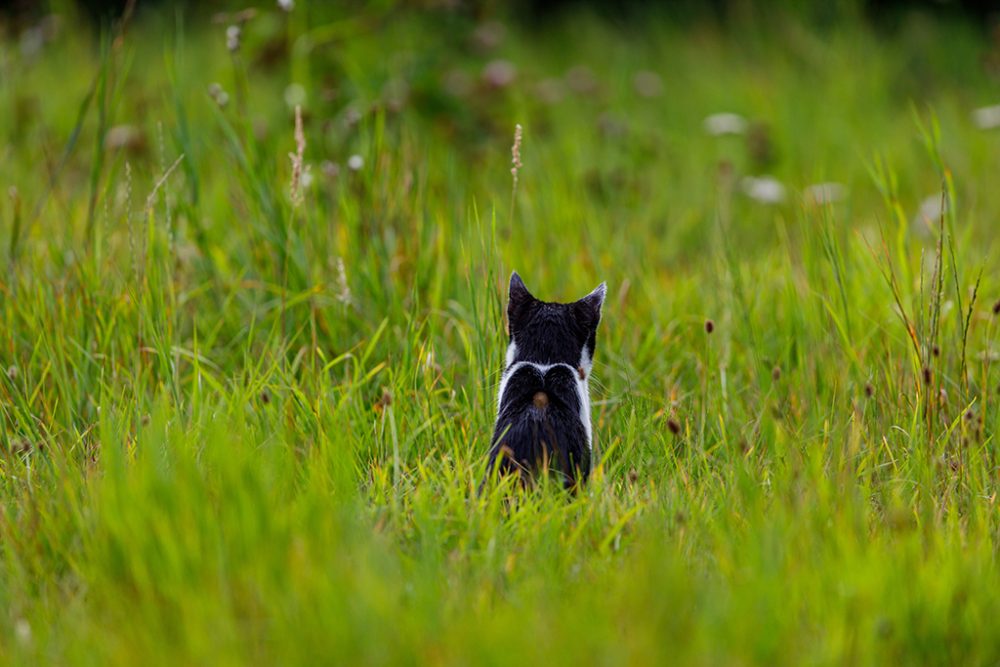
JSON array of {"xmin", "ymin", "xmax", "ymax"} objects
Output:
[{"xmin": 1, "ymin": 4, "xmax": 999, "ymax": 664}]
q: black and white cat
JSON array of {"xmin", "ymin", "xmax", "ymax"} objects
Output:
[{"xmin": 485, "ymin": 272, "xmax": 606, "ymax": 489}]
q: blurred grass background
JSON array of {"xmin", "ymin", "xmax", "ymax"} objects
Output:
[{"xmin": 2, "ymin": 0, "xmax": 1000, "ymax": 664}]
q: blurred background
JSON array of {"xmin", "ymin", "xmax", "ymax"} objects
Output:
[{"xmin": 3, "ymin": 0, "xmax": 998, "ymax": 267}]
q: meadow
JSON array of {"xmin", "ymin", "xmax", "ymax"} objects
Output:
[{"xmin": 2, "ymin": 2, "xmax": 1000, "ymax": 664}]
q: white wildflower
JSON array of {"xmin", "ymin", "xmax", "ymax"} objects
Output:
[
  {"xmin": 15, "ymin": 619, "xmax": 31, "ymax": 645},
  {"xmin": 482, "ymin": 59, "xmax": 516, "ymax": 88},
  {"xmin": 741, "ymin": 176, "xmax": 785, "ymax": 204},
  {"xmin": 225, "ymin": 25, "xmax": 241, "ymax": 52},
  {"xmin": 208, "ymin": 83, "xmax": 229, "ymax": 108},
  {"xmin": 972, "ymin": 104, "xmax": 1000, "ymax": 130},
  {"xmin": 704, "ymin": 112, "xmax": 748, "ymax": 136}
]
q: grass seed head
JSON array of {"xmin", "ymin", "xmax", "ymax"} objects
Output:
[
  {"xmin": 704, "ymin": 319, "xmax": 715, "ymax": 334},
  {"xmin": 922, "ymin": 366, "xmax": 932, "ymax": 385},
  {"xmin": 511, "ymin": 123, "xmax": 523, "ymax": 187},
  {"xmin": 289, "ymin": 105, "xmax": 306, "ymax": 208},
  {"xmin": 336, "ymin": 257, "xmax": 353, "ymax": 306}
]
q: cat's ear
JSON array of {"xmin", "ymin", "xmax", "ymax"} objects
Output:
[
  {"xmin": 507, "ymin": 271, "xmax": 536, "ymax": 338},
  {"xmin": 576, "ymin": 282, "xmax": 606, "ymax": 332}
]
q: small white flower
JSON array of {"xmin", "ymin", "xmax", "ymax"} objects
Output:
[
  {"xmin": 15, "ymin": 619, "xmax": 31, "ymax": 645},
  {"xmin": 972, "ymin": 104, "xmax": 1000, "ymax": 130},
  {"xmin": 704, "ymin": 112, "xmax": 747, "ymax": 136},
  {"xmin": 804, "ymin": 182, "xmax": 845, "ymax": 205},
  {"xmin": 482, "ymin": 59, "xmax": 516, "ymax": 88},
  {"xmin": 278, "ymin": 0, "xmax": 294, "ymax": 11},
  {"xmin": 225, "ymin": 25, "xmax": 241, "ymax": 52},
  {"xmin": 741, "ymin": 176, "xmax": 785, "ymax": 204},
  {"xmin": 208, "ymin": 83, "xmax": 229, "ymax": 108},
  {"xmin": 347, "ymin": 155, "xmax": 364, "ymax": 171}
]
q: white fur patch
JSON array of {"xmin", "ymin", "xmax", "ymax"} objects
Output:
[
  {"xmin": 505, "ymin": 340, "xmax": 519, "ymax": 369},
  {"xmin": 579, "ymin": 347, "xmax": 593, "ymax": 379}
]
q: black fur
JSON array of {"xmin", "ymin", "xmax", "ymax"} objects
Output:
[{"xmin": 485, "ymin": 272, "xmax": 605, "ymax": 490}]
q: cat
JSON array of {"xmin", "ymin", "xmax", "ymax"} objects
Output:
[{"xmin": 484, "ymin": 272, "xmax": 606, "ymax": 490}]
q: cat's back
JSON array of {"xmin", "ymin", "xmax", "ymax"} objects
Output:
[{"xmin": 490, "ymin": 363, "xmax": 590, "ymax": 486}]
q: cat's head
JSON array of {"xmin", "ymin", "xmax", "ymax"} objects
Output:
[{"xmin": 505, "ymin": 271, "xmax": 606, "ymax": 374}]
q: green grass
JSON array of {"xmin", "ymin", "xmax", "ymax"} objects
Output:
[{"xmin": 2, "ymin": 3, "xmax": 1000, "ymax": 664}]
